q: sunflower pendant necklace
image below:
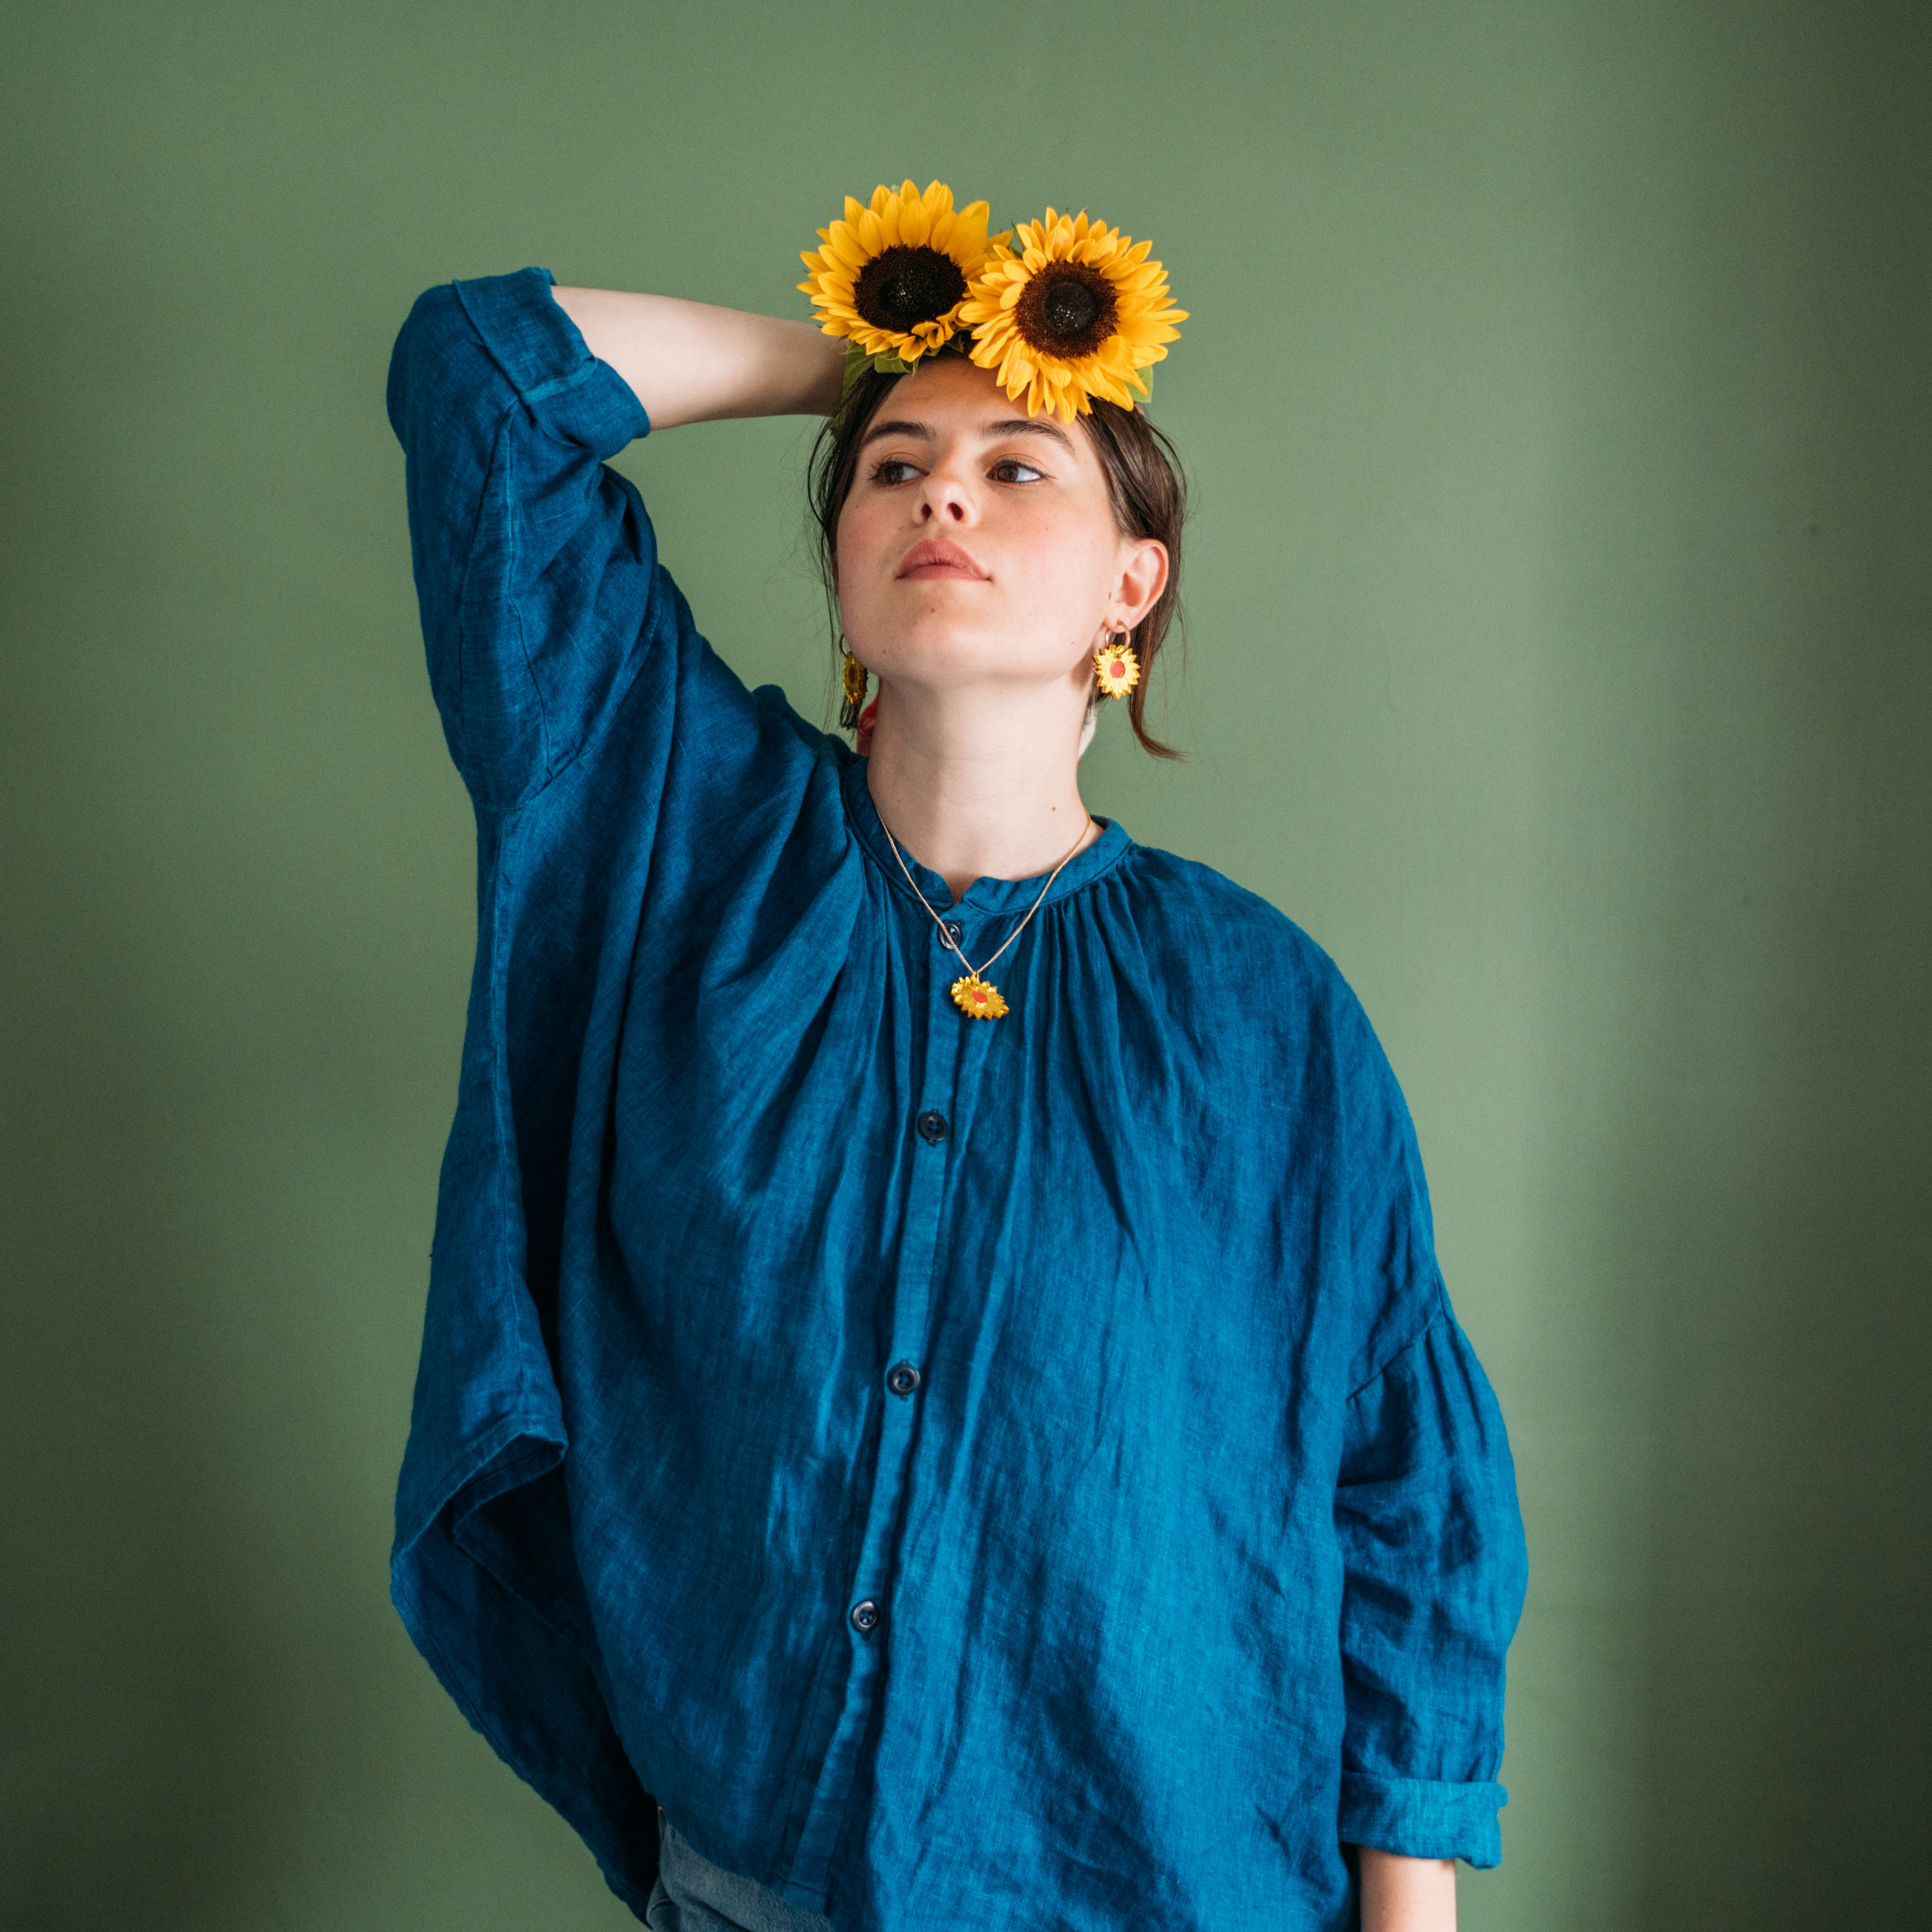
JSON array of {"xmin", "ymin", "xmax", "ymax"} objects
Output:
[{"xmin": 878, "ymin": 816, "xmax": 1093, "ymax": 1021}]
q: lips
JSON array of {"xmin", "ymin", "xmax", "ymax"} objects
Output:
[{"xmin": 896, "ymin": 538, "xmax": 987, "ymax": 580}]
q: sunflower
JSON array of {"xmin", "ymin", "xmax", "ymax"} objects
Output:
[
  {"xmin": 950, "ymin": 974, "xmax": 1009, "ymax": 1019},
  {"xmin": 798, "ymin": 180, "xmax": 1002, "ymax": 366},
  {"xmin": 1095, "ymin": 640, "xmax": 1141, "ymax": 699},
  {"xmin": 959, "ymin": 208, "xmax": 1186, "ymax": 423}
]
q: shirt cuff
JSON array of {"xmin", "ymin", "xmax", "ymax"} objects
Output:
[
  {"xmin": 1338, "ymin": 1772, "xmax": 1509, "ymax": 1868},
  {"xmin": 452, "ymin": 264, "xmax": 651, "ymax": 442}
]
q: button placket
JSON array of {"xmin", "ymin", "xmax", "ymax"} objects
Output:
[{"xmin": 784, "ymin": 891, "xmax": 966, "ymax": 1898}]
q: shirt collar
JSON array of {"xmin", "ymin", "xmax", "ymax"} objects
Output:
[{"xmin": 840, "ymin": 755, "xmax": 1131, "ymax": 919}]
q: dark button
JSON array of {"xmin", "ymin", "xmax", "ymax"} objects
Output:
[
  {"xmin": 915, "ymin": 1109, "xmax": 948, "ymax": 1145},
  {"xmin": 850, "ymin": 1598, "xmax": 882, "ymax": 1635},
  {"xmin": 887, "ymin": 1360, "xmax": 921, "ymax": 1398},
  {"xmin": 941, "ymin": 920, "xmax": 964, "ymax": 946}
]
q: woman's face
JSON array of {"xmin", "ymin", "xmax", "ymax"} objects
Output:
[{"xmin": 834, "ymin": 356, "xmax": 1166, "ymax": 705}]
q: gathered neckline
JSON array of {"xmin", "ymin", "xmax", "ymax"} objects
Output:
[{"xmin": 839, "ymin": 756, "xmax": 1131, "ymax": 918}]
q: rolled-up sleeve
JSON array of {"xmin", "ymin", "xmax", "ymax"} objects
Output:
[{"xmin": 1334, "ymin": 1300, "xmax": 1529, "ymax": 1867}]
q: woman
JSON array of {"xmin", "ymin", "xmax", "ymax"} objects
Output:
[{"xmin": 385, "ymin": 181, "xmax": 1527, "ymax": 1932}]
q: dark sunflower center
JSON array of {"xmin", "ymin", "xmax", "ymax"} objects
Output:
[
  {"xmin": 852, "ymin": 245, "xmax": 967, "ymax": 332},
  {"xmin": 1014, "ymin": 262, "xmax": 1119, "ymax": 359}
]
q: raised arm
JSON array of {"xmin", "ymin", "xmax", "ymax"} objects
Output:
[
  {"xmin": 387, "ymin": 269, "xmax": 847, "ymax": 812},
  {"xmin": 548, "ymin": 287, "xmax": 843, "ymax": 428}
]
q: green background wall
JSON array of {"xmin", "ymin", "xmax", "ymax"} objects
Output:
[{"xmin": 4, "ymin": 2, "xmax": 1926, "ymax": 1925}]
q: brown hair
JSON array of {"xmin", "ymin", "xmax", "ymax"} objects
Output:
[{"xmin": 806, "ymin": 355, "xmax": 1188, "ymax": 759}]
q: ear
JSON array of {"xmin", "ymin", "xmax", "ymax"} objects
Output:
[{"xmin": 1107, "ymin": 538, "xmax": 1169, "ymax": 634}]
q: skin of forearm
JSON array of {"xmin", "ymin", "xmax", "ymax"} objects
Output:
[
  {"xmin": 550, "ymin": 286, "xmax": 843, "ymax": 429},
  {"xmin": 1356, "ymin": 1846, "xmax": 1456, "ymax": 1932}
]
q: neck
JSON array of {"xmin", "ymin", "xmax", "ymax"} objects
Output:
[{"xmin": 863, "ymin": 680, "xmax": 1096, "ymax": 902}]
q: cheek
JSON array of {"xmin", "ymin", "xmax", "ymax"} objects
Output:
[
  {"xmin": 995, "ymin": 509, "xmax": 1115, "ymax": 631},
  {"xmin": 835, "ymin": 497, "xmax": 895, "ymax": 592}
]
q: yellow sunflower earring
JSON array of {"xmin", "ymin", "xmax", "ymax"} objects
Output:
[
  {"xmin": 839, "ymin": 644, "xmax": 869, "ymax": 730},
  {"xmin": 1094, "ymin": 632, "xmax": 1140, "ymax": 700}
]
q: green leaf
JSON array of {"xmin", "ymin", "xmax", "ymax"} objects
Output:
[{"xmin": 842, "ymin": 343, "xmax": 914, "ymax": 393}]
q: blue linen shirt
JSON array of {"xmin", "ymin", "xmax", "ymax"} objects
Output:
[{"xmin": 385, "ymin": 265, "xmax": 1529, "ymax": 1932}]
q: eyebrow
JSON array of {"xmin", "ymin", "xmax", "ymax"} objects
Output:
[{"xmin": 858, "ymin": 415, "xmax": 1077, "ymax": 454}]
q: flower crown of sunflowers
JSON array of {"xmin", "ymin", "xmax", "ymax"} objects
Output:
[{"xmin": 798, "ymin": 178, "xmax": 1186, "ymax": 425}]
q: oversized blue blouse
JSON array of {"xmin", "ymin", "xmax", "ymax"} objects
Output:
[{"xmin": 385, "ymin": 265, "xmax": 1529, "ymax": 1932}]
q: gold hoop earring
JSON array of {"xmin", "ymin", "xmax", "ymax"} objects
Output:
[
  {"xmin": 839, "ymin": 644, "xmax": 869, "ymax": 730},
  {"xmin": 1094, "ymin": 633, "xmax": 1140, "ymax": 700}
]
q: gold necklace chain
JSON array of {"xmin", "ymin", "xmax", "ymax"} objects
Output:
[{"xmin": 878, "ymin": 815, "xmax": 1094, "ymax": 1020}]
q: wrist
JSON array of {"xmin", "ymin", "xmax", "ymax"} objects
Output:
[{"xmin": 1354, "ymin": 1845, "xmax": 1456, "ymax": 1932}]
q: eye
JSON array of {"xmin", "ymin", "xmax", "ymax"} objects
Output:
[
  {"xmin": 989, "ymin": 458, "xmax": 1046, "ymax": 484},
  {"xmin": 867, "ymin": 457, "xmax": 921, "ymax": 487}
]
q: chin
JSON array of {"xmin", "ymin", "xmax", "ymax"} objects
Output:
[
  {"xmin": 872, "ymin": 634, "xmax": 1046, "ymax": 691},
  {"xmin": 863, "ymin": 617, "xmax": 997, "ymax": 676}
]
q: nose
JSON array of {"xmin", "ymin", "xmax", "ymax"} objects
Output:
[{"xmin": 916, "ymin": 461, "xmax": 973, "ymax": 525}]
